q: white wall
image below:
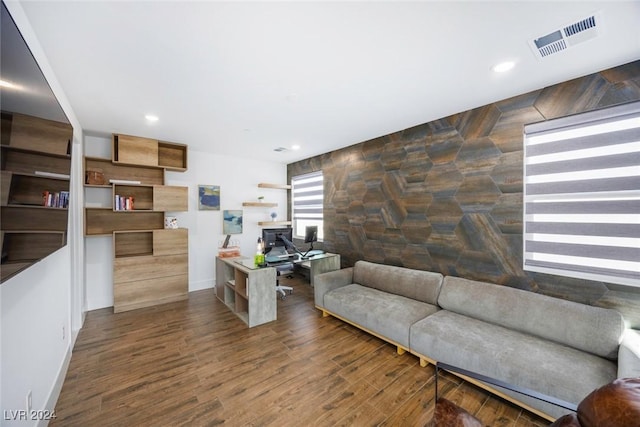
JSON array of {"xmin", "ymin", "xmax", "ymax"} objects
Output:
[
  {"xmin": 1, "ymin": 1, "xmax": 85, "ymax": 425},
  {"xmin": 84, "ymin": 135, "xmax": 288, "ymax": 309}
]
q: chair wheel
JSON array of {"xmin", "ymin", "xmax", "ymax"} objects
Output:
[{"xmin": 289, "ymin": 290, "xmax": 293, "ymax": 294}]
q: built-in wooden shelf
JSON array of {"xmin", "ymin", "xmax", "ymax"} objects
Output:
[
  {"xmin": 112, "ymin": 134, "xmax": 187, "ymax": 171},
  {"xmin": 85, "ymin": 207, "xmax": 165, "ymax": 235},
  {"xmin": 84, "ymin": 156, "xmax": 164, "ymax": 186}
]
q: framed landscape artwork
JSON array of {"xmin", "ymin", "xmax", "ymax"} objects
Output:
[
  {"xmin": 223, "ymin": 210, "xmax": 243, "ymax": 234},
  {"xmin": 198, "ymin": 185, "xmax": 220, "ymax": 210}
]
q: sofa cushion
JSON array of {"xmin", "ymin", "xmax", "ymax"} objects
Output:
[
  {"xmin": 314, "ymin": 267, "xmax": 354, "ymax": 309},
  {"xmin": 353, "ymin": 260, "xmax": 443, "ymax": 305},
  {"xmin": 410, "ymin": 310, "xmax": 618, "ymax": 419},
  {"xmin": 324, "ymin": 283, "xmax": 440, "ymax": 348},
  {"xmin": 438, "ymin": 276, "xmax": 624, "ymax": 360}
]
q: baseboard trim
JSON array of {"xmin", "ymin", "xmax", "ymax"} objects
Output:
[
  {"xmin": 189, "ymin": 279, "xmax": 214, "ymax": 292},
  {"xmin": 39, "ymin": 344, "xmax": 72, "ymax": 427}
]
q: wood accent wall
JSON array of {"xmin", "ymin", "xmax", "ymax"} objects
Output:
[{"xmin": 288, "ymin": 60, "xmax": 640, "ymax": 327}]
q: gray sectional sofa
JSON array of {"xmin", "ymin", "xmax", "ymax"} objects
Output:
[{"xmin": 314, "ymin": 260, "xmax": 640, "ymax": 421}]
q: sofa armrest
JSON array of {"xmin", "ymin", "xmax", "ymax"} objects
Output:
[
  {"xmin": 618, "ymin": 328, "xmax": 640, "ymax": 378},
  {"xmin": 314, "ymin": 267, "xmax": 354, "ymax": 309}
]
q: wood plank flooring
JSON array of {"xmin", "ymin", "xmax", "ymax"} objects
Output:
[{"xmin": 51, "ymin": 275, "xmax": 550, "ymax": 426}]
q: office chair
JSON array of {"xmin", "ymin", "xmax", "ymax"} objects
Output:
[
  {"xmin": 275, "ymin": 262, "xmax": 294, "ymax": 300},
  {"xmin": 266, "ymin": 246, "xmax": 294, "ymax": 300}
]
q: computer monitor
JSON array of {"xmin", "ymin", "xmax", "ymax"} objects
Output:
[
  {"xmin": 262, "ymin": 227, "xmax": 293, "ymax": 252},
  {"xmin": 304, "ymin": 225, "xmax": 318, "ymax": 244}
]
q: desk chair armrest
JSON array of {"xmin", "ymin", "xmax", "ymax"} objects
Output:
[{"xmin": 314, "ymin": 267, "xmax": 353, "ymax": 309}]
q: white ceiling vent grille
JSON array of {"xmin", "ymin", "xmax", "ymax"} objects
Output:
[{"xmin": 530, "ymin": 13, "xmax": 600, "ymax": 59}]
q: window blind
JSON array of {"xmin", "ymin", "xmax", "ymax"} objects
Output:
[
  {"xmin": 292, "ymin": 171, "xmax": 323, "ymax": 221},
  {"xmin": 523, "ymin": 101, "xmax": 640, "ymax": 287}
]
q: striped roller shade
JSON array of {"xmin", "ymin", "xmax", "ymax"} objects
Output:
[
  {"xmin": 523, "ymin": 100, "xmax": 640, "ymax": 287},
  {"xmin": 292, "ymin": 171, "xmax": 323, "ymax": 221}
]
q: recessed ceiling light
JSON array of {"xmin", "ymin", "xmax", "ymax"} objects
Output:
[
  {"xmin": 492, "ymin": 61, "xmax": 515, "ymax": 73},
  {"xmin": 145, "ymin": 114, "xmax": 159, "ymax": 122},
  {"xmin": 291, "ymin": 144, "xmax": 300, "ymax": 151}
]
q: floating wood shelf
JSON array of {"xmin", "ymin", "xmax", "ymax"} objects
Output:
[
  {"xmin": 243, "ymin": 202, "xmax": 277, "ymax": 207},
  {"xmin": 258, "ymin": 220, "xmax": 292, "ymax": 226},
  {"xmin": 258, "ymin": 183, "xmax": 291, "ymax": 190}
]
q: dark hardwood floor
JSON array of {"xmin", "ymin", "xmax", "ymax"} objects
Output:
[{"xmin": 51, "ymin": 274, "xmax": 550, "ymax": 426}]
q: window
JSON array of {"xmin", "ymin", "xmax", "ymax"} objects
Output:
[
  {"xmin": 291, "ymin": 171, "xmax": 324, "ymax": 240},
  {"xmin": 523, "ymin": 101, "xmax": 640, "ymax": 288}
]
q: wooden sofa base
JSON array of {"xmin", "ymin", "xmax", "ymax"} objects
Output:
[{"xmin": 318, "ymin": 306, "xmax": 557, "ymax": 422}]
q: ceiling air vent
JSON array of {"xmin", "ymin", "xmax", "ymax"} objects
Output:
[{"xmin": 530, "ymin": 13, "xmax": 600, "ymax": 59}]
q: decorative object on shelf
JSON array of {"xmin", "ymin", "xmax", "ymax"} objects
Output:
[
  {"xmin": 258, "ymin": 196, "xmax": 264, "ymax": 202},
  {"xmin": 85, "ymin": 168, "xmax": 105, "ymax": 185},
  {"xmin": 218, "ymin": 236, "xmax": 240, "ymax": 258},
  {"xmin": 270, "ymin": 212, "xmax": 277, "ymax": 221},
  {"xmin": 223, "ymin": 209, "xmax": 243, "ymax": 234},
  {"xmin": 165, "ymin": 216, "xmax": 178, "ymax": 229},
  {"xmin": 198, "ymin": 184, "xmax": 220, "ymax": 210},
  {"xmin": 218, "ymin": 246, "xmax": 240, "ymax": 258}
]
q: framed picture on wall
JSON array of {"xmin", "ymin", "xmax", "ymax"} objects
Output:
[
  {"xmin": 223, "ymin": 210, "xmax": 243, "ymax": 234},
  {"xmin": 198, "ymin": 185, "xmax": 220, "ymax": 210}
]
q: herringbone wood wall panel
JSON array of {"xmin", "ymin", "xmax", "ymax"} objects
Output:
[{"xmin": 288, "ymin": 60, "xmax": 640, "ymax": 326}]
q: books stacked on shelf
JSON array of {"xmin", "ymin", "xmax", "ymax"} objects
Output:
[
  {"xmin": 114, "ymin": 195, "xmax": 135, "ymax": 211},
  {"xmin": 42, "ymin": 191, "xmax": 70, "ymax": 208}
]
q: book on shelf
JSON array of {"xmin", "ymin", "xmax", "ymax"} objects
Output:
[
  {"xmin": 114, "ymin": 194, "xmax": 135, "ymax": 211},
  {"xmin": 42, "ymin": 190, "xmax": 69, "ymax": 208}
]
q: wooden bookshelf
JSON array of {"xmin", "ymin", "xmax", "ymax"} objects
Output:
[{"xmin": 84, "ymin": 133, "xmax": 189, "ymax": 312}]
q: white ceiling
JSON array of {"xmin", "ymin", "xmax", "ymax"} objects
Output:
[{"xmin": 15, "ymin": 1, "xmax": 640, "ymax": 164}]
